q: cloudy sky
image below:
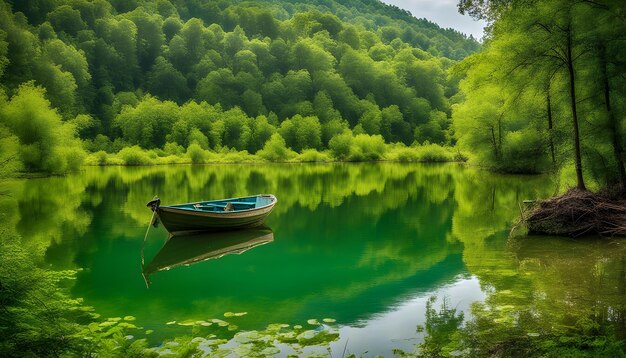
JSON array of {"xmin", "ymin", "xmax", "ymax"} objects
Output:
[{"xmin": 380, "ymin": 0, "xmax": 486, "ymax": 40}]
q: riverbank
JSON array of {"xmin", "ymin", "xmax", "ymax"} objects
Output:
[
  {"xmin": 525, "ymin": 189, "xmax": 626, "ymax": 237},
  {"xmin": 82, "ymin": 143, "xmax": 463, "ymax": 166}
]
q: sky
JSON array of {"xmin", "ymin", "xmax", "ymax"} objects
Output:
[{"xmin": 380, "ymin": 0, "xmax": 487, "ymax": 40}]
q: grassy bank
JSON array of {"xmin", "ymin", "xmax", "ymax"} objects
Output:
[{"xmin": 83, "ymin": 142, "xmax": 462, "ymax": 166}]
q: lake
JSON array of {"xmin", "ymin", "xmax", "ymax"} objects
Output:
[{"xmin": 5, "ymin": 163, "xmax": 625, "ymax": 356}]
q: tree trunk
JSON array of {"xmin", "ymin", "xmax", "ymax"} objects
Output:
[
  {"xmin": 599, "ymin": 44, "xmax": 626, "ymax": 191},
  {"xmin": 566, "ymin": 25, "xmax": 586, "ymax": 191},
  {"xmin": 490, "ymin": 126, "xmax": 499, "ymax": 160},
  {"xmin": 546, "ymin": 89, "xmax": 555, "ymax": 165}
]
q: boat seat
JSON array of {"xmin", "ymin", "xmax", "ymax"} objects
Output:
[{"xmin": 193, "ymin": 202, "xmax": 256, "ymax": 211}]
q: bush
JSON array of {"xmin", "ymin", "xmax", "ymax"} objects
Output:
[
  {"xmin": 385, "ymin": 143, "xmax": 457, "ymax": 162},
  {"xmin": 218, "ymin": 149, "xmax": 257, "ymax": 163},
  {"xmin": 415, "ymin": 143, "xmax": 454, "ymax": 162},
  {"xmin": 155, "ymin": 155, "xmax": 184, "ymax": 165},
  {"xmin": 61, "ymin": 146, "xmax": 86, "ymax": 171},
  {"xmin": 386, "ymin": 145, "xmax": 419, "ymax": 162},
  {"xmin": 116, "ymin": 146, "xmax": 153, "ymax": 166},
  {"xmin": 163, "ymin": 142, "xmax": 185, "ymax": 156},
  {"xmin": 328, "ymin": 131, "xmax": 353, "ymax": 160},
  {"xmin": 297, "ymin": 149, "xmax": 332, "ymax": 162},
  {"xmin": 87, "ymin": 151, "xmax": 109, "ymax": 166},
  {"xmin": 0, "ymin": 83, "xmax": 85, "ymax": 173},
  {"xmin": 186, "ymin": 143, "xmax": 208, "ymax": 164},
  {"xmin": 350, "ymin": 134, "xmax": 386, "ymax": 161},
  {"xmin": 257, "ymin": 133, "xmax": 296, "ymax": 162}
]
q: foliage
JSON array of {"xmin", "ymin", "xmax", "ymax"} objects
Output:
[
  {"xmin": 297, "ymin": 149, "xmax": 333, "ymax": 162},
  {"xmin": 386, "ymin": 143, "xmax": 456, "ymax": 162},
  {"xmin": 186, "ymin": 142, "xmax": 209, "ymax": 164},
  {"xmin": 348, "ymin": 133, "xmax": 386, "ymax": 161},
  {"xmin": 0, "ymin": 0, "xmax": 480, "ymax": 165},
  {"xmin": 452, "ymin": 0, "xmax": 626, "ymax": 187},
  {"xmin": 0, "ymin": 83, "xmax": 85, "ymax": 173},
  {"xmin": 256, "ymin": 133, "xmax": 296, "ymax": 161},
  {"xmin": 0, "ymin": 231, "xmax": 87, "ymax": 357},
  {"xmin": 116, "ymin": 145, "xmax": 154, "ymax": 166}
]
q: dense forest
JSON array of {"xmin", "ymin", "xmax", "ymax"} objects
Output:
[
  {"xmin": 454, "ymin": 0, "xmax": 625, "ymax": 192},
  {"xmin": 0, "ymin": 0, "xmax": 480, "ymax": 173}
]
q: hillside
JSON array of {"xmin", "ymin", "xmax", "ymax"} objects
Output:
[{"xmin": 0, "ymin": 0, "xmax": 479, "ymax": 171}]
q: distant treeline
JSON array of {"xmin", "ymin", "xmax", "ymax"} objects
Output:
[{"xmin": 0, "ymin": 0, "xmax": 480, "ymax": 173}]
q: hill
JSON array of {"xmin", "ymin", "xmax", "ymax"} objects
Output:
[{"xmin": 0, "ymin": 0, "xmax": 479, "ymax": 170}]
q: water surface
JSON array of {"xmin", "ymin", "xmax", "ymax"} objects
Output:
[{"xmin": 5, "ymin": 163, "xmax": 624, "ymax": 356}]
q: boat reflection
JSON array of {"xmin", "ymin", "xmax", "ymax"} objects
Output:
[{"xmin": 142, "ymin": 226, "xmax": 274, "ymax": 287}]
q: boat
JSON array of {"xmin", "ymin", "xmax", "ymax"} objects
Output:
[
  {"xmin": 146, "ymin": 194, "xmax": 277, "ymax": 234},
  {"xmin": 141, "ymin": 226, "xmax": 274, "ymax": 286}
]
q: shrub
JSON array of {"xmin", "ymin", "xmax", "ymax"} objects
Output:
[
  {"xmin": 328, "ymin": 131, "xmax": 353, "ymax": 160},
  {"xmin": 116, "ymin": 146, "xmax": 153, "ymax": 166},
  {"xmin": 297, "ymin": 149, "xmax": 332, "ymax": 162},
  {"xmin": 88, "ymin": 151, "xmax": 109, "ymax": 166},
  {"xmin": 415, "ymin": 143, "xmax": 454, "ymax": 162},
  {"xmin": 163, "ymin": 142, "xmax": 185, "ymax": 156},
  {"xmin": 257, "ymin": 133, "xmax": 296, "ymax": 162},
  {"xmin": 186, "ymin": 143, "xmax": 208, "ymax": 164},
  {"xmin": 219, "ymin": 149, "xmax": 257, "ymax": 163},
  {"xmin": 350, "ymin": 134, "xmax": 386, "ymax": 161},
  {"xmin": 155, "ymin": 155, "xmax": 184, "ymax": 165},
  {"xmin": 386, "ymin": 146, "xmax": 419, "ymax": 162}
]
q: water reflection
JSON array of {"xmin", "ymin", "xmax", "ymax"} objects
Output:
[
  {"xmin": 4, "ymin": 163, "xmax": 569, "ymax": 352},
  {"xmin": 142, "ymin": 226, "xmax": 274, "ymax": 286}
]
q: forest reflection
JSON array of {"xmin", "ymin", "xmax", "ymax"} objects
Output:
[{"xmin": 7, "ymin": 163, "xmax": 595, "ymax": 349}]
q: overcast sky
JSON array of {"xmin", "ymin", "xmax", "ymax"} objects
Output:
[{"xmin": 380, "ymin": 0, "xmax": 486, "ymax": 40}]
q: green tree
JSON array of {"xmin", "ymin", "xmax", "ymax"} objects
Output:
[
  {"xmin": 0, "ymin": 83, "xmax": 85, "ymax": 173},
  {"xmin": 47, "ymin": 5, "xmax": 86, "ymax": 36},
  {"xmin": 147, "ymin": 56, "xmax": 189, "ymax": 103},
  {"xmin": 114, "ymin": 96, "xmax": 178, "ymax": 148}
]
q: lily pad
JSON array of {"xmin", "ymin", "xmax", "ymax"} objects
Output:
[
  {"xmin": 224, "ymin": 311, "xmax": 248, "ymax": 317},
  {"xmin": 177, "ymin": 320, "xmax": 196, "ymax": 326},
  {"xmin": 211, "ymin": 319, "xmax": 229, "ymax": 327}
]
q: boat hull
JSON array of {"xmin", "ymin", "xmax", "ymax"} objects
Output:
[{"xmin": 154, "ymin": 195, "xmax": 276, "ymax": 234}]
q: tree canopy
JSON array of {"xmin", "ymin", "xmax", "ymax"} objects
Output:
[{"xmin": 0, "ymin": 0, "xmax": 481, "ymax": 172}]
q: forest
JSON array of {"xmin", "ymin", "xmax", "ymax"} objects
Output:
[
  {"xmin": 0, "ymin": 0, "xmax": 480, "ymax": 172},
  {"xmin": 0, "ymin": 0, "xmax": 622, "ymax": 193}
]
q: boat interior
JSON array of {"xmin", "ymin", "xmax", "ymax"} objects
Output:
[{"xmin": 172, "ymin": 195, "xmax": 274, "ymax": 212}]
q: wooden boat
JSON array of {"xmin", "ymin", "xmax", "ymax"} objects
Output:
[
  {"xmin": 146, "ymin": 194, "xmax": 277, "ymax": 234},
  {"xmin": 142, "ymin": 226, "xmax": 274, "ymax": 286}
]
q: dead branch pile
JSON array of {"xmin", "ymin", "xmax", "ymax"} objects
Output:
[{"xmin": 526, "ymin": 189, "xmax": 626, "ymax": 237}]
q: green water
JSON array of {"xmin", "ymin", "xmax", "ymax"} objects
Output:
[{"xmin": 4, "ymin": 163, "xmax": 625, "ymax": 356}]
